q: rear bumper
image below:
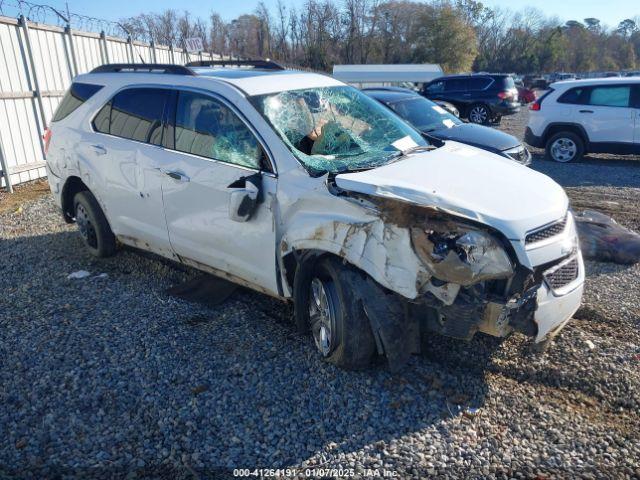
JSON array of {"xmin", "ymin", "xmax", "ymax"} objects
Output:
[
  {"xmin": 45, "ymin": 164, "xmax": 63, "ymax": 209},
  {"xmin": 492, "ymin": 102, "xmax": 520, "ymax": 116},
  {"xmin": 524, "ymin": 127, "xmax": 544, "ymax": 148}
]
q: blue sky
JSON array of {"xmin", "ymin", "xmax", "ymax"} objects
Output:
[{"xmin": 57, "ymin": 0, "xmax": 638, "ymax": 28}]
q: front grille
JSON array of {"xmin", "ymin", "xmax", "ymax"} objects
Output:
[
  {"xmin": 544, "ymin": 257, "xmax": 579, "ymax": 291},
  {"xmin": 525, "ymin": 216, "xmax": 568, "ymax": 245}
]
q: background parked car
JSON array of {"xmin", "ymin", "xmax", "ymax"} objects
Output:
[
  {"xmin": 526, "ymin": 77, "xmax": 640, "ymax": 162},
  {"xmin": 365, "ymin": 87, "xmax": 531, "ymax": 165},
  {"xmin": 515, "ymin": 81, "xmax": 537, "ymax": 104},
  {"xmin": 524, "ymin": 76, "xmax": 550, "ymax": 90},
  {"xmin": 421, "ymin": 74, "xmax": 520, "ymax": 125}
]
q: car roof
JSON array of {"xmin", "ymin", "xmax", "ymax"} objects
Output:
[
  {"xmin": 362, "ymin": 87, "xmax": 423, "ymax": 103},
  {"xmin": 433, "ymin": 73, "xmax": 509, "ymax": 81},
  {"xmin": 77, "ymin": 66, "xmax": 344, "ymax": 97},
  {"xmin": 550, "ymin": 77, "xmax": 640, "ymax": 89}
]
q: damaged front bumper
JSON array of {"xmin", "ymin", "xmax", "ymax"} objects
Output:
[{"xmin": 533, "ymin": 251, "xmax": 584, "ymax": 342}]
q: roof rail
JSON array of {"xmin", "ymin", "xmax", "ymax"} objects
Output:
[
  {"xmin": 185, "ymin": 59, "xmax": 285, "ymax": 70},
  {"xmin": 90, "ymin": 64, "xmax": 196, "ymax": 75}
]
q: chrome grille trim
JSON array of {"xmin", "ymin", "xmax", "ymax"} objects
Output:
[
  {"xmin": 543, "ymin": 255, "xmax": 580, "ymax": 294},
  {"xmin": 525, "ymin": 215, "xmax": 568, "ymax": 245}
]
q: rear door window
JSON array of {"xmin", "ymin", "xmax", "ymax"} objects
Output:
[
  {"xmin": 445, "ymin": 79, "xmax": 468, "ymax": 91},
  {"xmin": 468, "ymin": 77, "xmax": 492, "ymax": 90},
  {"xmin": 173, "ymin": 90, "xmax": 263, "ymax": 169},
  {"xmin": 109, "ymin": 88, "xmax": 169, "ymax": 145},
  {"xmin": 52, "ymin": 82, "xmax": 103, "ymax": 122},
  {"xmin": 587, "ymin": 86, "xmax": 631, "ymax": 107}
]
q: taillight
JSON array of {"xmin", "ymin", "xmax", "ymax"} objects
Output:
[
  {"xmin": 43, "ymin": 128, "xmax": 52, "ymax": 156},
  {"xmin": 497, "ymin": 91, "xmax": 508, "ymax": 99},
  {"xmin": 530, "ymin": 102, "xmax": 541, "ymax": 111}
]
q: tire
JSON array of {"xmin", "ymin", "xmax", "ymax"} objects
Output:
[
  {"xmin": 294, "ymin": 257, "xmax": 376, "ymax": 369},
  {"xmin": 467, "ymin": 103, "xmax": 491, "ymax": 124},
  {"xmin": 73, "ymin": 191, "xmax": 117, "ymax": 257},
  {"xmin": 545, "ymin": 131, "xmax": 584, "ymax": 162}
]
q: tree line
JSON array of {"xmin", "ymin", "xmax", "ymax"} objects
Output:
[{"xmin": 120, "ymin": 0, "xmax": 640, "ymax": 74}]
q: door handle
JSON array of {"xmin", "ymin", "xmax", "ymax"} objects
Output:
[
  {"xmin": 91, "ymin": 144, "xmax": 107, "ymax": 155},
  {"xmin": 579, "ymin": 109, "xmax": 594, "ymax": 113},
  {"xmin": 157, "ymin": 168, "xmax": 189, "ymax": 182}
]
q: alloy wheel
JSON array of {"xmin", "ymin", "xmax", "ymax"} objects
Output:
[
  {"xmin": 550, "ymin": 137, "xmax": 577, "ymax": 162},
  {"xmin": 309, "ymin": 277, "xmax": 337, "ymax": 357},
  {"xmin": 469, "ymin": 106, "xmax": 488, "ymax": 124}
]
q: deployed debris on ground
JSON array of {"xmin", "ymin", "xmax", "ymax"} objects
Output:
[{"xmin": 575, "ymin": 210, "xmax": 640, "ymax": 264}]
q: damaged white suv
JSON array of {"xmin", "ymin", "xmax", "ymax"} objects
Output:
[{"xmin": 45, "ymin": 62, "xmax": 584, "ymax": 369}]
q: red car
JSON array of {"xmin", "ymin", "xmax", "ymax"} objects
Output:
[{"xmin": 517, "ymin": 85, "xmax": 536, "ymax": 104}]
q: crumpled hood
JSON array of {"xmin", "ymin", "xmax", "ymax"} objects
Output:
[{"xmin": 335, "ymin": 141, "xmax": 568, "ymax": 240}]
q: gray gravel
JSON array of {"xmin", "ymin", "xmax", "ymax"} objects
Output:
[{"xmin": 1, "ymin": 110, "xmax": 640, "ymax": 478}]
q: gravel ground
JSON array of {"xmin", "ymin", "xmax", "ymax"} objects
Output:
[{"xmin": 1, "ymin": 110, "xmax": 640, "ymax": 479}]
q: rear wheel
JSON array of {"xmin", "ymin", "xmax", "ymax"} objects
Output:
[
  {"xmin": 73, "ymin": 191, "xmax": 116, "ymax": 257},
  {"xmin": 468, "ymin": 103, "xmax": 491, "ymax": 124},
  {"xmin": 296, "ymin": 257, "xmax": 377, "ymax": 369},
  {"xmin": 545, "ymin": 131, "xmax": 584, "ymax": 162}
]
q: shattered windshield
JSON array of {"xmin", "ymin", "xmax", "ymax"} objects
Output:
[
  {"xmin": 251, "ymin": 86, "xmax": 428, "ymax": 175},
  {"xmin": 389, "ymin": 97, "xmax": 462, "ymax": 132}
]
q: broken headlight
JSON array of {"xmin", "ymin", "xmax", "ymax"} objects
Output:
[{"xmin": 411, "ymin": 227, "xmax": 513, "ymax": 286}]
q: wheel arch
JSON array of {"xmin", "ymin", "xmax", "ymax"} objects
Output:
[
  {"xmin": 542, "ymin": 123, "xmax": 590, "ymax": 150},
  {"xmin": 61, "ymin": 176, "xmax": 90, "ymax": 223}
]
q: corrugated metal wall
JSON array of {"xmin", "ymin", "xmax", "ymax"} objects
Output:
[{"xmin": 0, "ymin": 15, "xmax": 217, "ymax": 191}]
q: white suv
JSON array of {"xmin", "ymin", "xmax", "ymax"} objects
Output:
[
  {"xmin": 45, "ymin": 62, "xmax": 584, "ymax": 369},
  {"xmin": 526, "ymin": 78, "xmax": 640, "ymax": 162}
]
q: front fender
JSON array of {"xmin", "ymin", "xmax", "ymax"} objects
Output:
[{"xmin": 280, "ymin": 214, "xmax": 427, "ymax": 300}]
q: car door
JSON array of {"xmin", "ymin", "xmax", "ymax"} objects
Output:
[
  {"xmin": 443, "ymin": 78, "xmax": 469, "ymax": 108},
  {"xmin": 576, "ymin": 84, "xmax": 635, "ymax": 145},
  {"xmin": 632, "ymin": 84, "xmax": 640, "ymax": 146},
  {"xmin": 88, "ymin": 87, "xmax": 172, "ymax": 253},
  {"xmin": 155, "ymin": 89, "xmax": 280, "ymax": 295}
]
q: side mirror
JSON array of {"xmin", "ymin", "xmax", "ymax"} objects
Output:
[{"xmin": 228, "ymin": 175, "xmax": 261, "ymax": 222}]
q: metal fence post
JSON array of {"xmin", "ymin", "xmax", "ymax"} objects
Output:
[
  {"xmin": 127, "ymin": 36, "xmax": 135, "ymax": 63},
  {"xmin": 169, "ymin": 43, "xmax": 175, "ymax": 64},
  {"xmin": 65, "ymin": 24, "xmax": 79, "ymax": 75},
  {"xmin": 150, "ymin": 40, "xmax": 157, "ymax": 63},
  {"xmin": 98, "ymin": 31, "xmax": 106, "ymax": 64},
  {"xmin": 0, "ymin": 141, "xmax": 13, "ymax": 193},
  {"xmin": 100, "ymin": 31, "xmax": 110, "ymax": 64},
  {"xmin": 18, "ymin": 15, "xmax": 46, "ymax": 157}
]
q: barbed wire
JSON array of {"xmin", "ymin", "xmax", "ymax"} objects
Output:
[{"xmin": 0, "ymin": 0, "xmax": 128, "ymax": 36}]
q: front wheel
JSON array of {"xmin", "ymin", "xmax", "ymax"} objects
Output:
[
  {"xmin": 545, "ymin": 131, "xmax": 584, "ymax": 162},
  {"xmin": 468, "ymin": 103, "xmax": 491, "ymax": 124},
  {"xmin": 296, "ymin": 258, "xmax": 377, "ymax": 369}
]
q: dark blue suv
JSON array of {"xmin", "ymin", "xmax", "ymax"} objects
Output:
[{"xmin": 421, "ymin": 74, "xmax": 520, "ymax": 124}]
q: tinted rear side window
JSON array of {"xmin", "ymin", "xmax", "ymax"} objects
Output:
[
  {"xmin": 52, "ymin": 83, "xmax": 103, "ymax": 122},
  {"xmin": 109, "ymin": 88, "xmax": 168, "ymax": 144},
  {"xmin": 445, "ymin": 79, "xmax": 468, "ymax": 91},
  {"xmin": 493, "ymin": 76, "xmax": 515, "ymax": 89},
  {"xmin": 558, "ymin": 87, "xmax": 588, "ymax": 104},
  {"xmin": 468, "ymin": 77, "xmax": 492, "ymax": 90}
]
